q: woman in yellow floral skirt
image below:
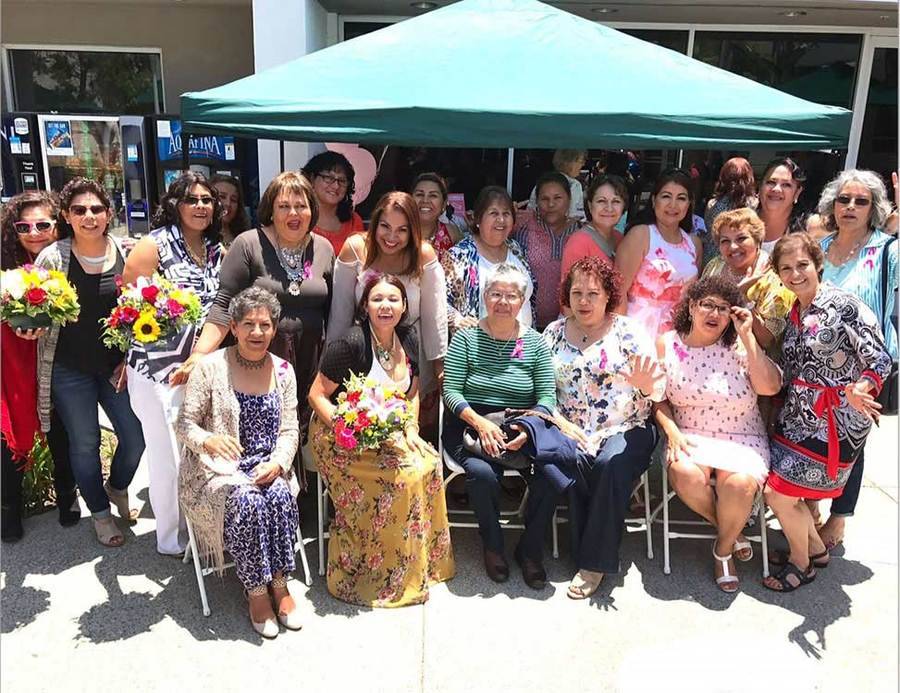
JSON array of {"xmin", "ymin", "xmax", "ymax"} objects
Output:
[{"xmin": 309, "ymin": 274, "xmax": 454, "ymax": 606}]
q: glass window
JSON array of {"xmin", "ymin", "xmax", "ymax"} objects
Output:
[
  {"xmin": 8, "ymin": 49, "xmax": 164, "ymax": 115},
  {"xmin": 619, "ymin": 29, "xmax": 689, "ymax": 55},
  {"xmin": 857, "ymin": 47, "xmax": 898, "ymax": 191},
  {"xmin": 692, "ymin": 32, "xmax": 863, "ymax": 109},
  {"xmin": 343, "ymin": 22, "xmax": 394, "ymax": 41}
]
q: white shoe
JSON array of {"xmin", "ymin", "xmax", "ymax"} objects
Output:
[
  {"xmin": 271, "ymin": 575, "xmax": 302, "ymax": 631},
  {"xmin": 252, "ymin": 616, "xmax": 279, "ymax": 639}
]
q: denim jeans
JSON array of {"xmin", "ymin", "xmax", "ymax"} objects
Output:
[{"xmin": 51, "ymin": 363, "xmax": 145, "ymax": 517}]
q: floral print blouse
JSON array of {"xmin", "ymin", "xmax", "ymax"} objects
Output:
[{"xmin": 543, "ymin": 315, "xmax": 660, "ymax": 455}]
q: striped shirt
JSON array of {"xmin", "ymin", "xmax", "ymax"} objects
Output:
[{"xmin": 442, "ymin": 326, "xmax": 557, "ymax": 415}]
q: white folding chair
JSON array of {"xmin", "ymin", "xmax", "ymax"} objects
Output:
[
  {"xmin": 625, "ymin": 470, "xmax": 655, "ymax": 559},
  {"xmin": 169, "ymin": 404, "xmax": 311, "ymax": 617},
  {"xmin": 301, "ymin": 435, "xmax": 330, "ymax": 577},
  {"xmin": 651, "ymin": 462, "xmax": 770, "ymax": 578}
]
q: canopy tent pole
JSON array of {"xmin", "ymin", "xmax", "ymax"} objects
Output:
[
  {"xmin": 280, "ymin": 141, "xmax": 286, "ymax": 171},
  {"xmin": 181, "ymin": 129, "xmax": 189, "ymax": 172},
  {"xmin": 506, "ymin": 148, "xmax": 514, "ymax": 193}
]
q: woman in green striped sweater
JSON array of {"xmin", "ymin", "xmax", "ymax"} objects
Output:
[{"xmin": 442, "ymin": 263, "xmax": 558, "ymax": 589}]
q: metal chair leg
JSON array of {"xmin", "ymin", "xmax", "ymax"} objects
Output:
[
  {"xmin": 317, "ymin": 472, "xmax": 326, "ymax": 577},
  {"xmin": 759, "ymin": 499, "xmax": 770, "ymax": 578},
  {"xmin": 643, "ymin": 470, "xmax": 653, "ymax": 559},
  {"xmin": 296, "ymin": 524, "xmax": 312, "ymax": 587},
  {"xmin": 186, "ymin": 519, "xmax": 211, "ymax": 617},
  {"xmin": 662, "ymin": 463, "xmax": 671, "ymax": 575}
]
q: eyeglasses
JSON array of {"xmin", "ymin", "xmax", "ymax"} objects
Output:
[
  {"xmin": 183, "ymin": 195, "xmax": 215, "ymax": 207},
  {"xmin": 835, "ymin": 195, "xmax": 871, "ymax": 207},
  {"xmin": 486, "ymin": 291, "xmax": 523, "ymax": 303},
  {"xmin": 14, "ymin": 220, "xmax": 55, "ymax": 234},
  {"xmin": 69, "ymin": 205, "xmax": 107, "ymax": 216},
  {"xmin": 316, "ymin": 173, "xmax": 349, "ymax": 188},
  {"xmin": 697, "ymin": 299, "xmax": 731, "ymax": 315}
]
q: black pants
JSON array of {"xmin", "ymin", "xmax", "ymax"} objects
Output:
[
  {"xmin": 1, "ymin": 409, "xmax": 76, "ymax": 512},
  {"xmin": 830, "ymin": 449, "xmax": 864, "ymax": 517},
  {"xmin": 569, "ymin": 422, "xmax": 658, "ymax": 574},
  {"xmin": 442, "ymin": 406, "xmax": 559, "ymax": 560}
]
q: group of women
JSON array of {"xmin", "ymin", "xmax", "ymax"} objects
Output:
[{"xmin": 0, "ymin": 151, "xmax": 895, "ymax": 636}]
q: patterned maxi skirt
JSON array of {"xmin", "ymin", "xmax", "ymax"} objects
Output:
[{"xmin": 310, "ymin": 416, "xmax": 455, "ymax": 607}]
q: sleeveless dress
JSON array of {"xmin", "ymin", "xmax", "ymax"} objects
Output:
[
  {"xmin": 660, "ymin": 331, "xmax": 770, "ymax": 486},
  {"xmin": 626, "ymin": 224, "xmax": 697, "ymax": 339}
]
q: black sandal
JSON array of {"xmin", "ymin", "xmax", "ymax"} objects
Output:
[
  {"xmin": 768, "ymin": 548, "xmax": 829, "ymax": 569},
  {"xmin": 763, "ymin": 561, "xmax": 816, "ymax": 592}
]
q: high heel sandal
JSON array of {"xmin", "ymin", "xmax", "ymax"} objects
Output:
[
  {"xmin": 270, "ymin": 575, "xmax": 302, "ymax": 631},
  {"xmin": 103, "ymin": 482, "xmax": 138, "ymax": 523},
  {"xmin": 92, "ymin": 516, "xmax": 124, "ymax": 547},
  {"xmin": 247, "ymin": 585, "xmax": 278, "ymax": 639},
  {"xmin": 713, "ymin": 543, "xmax": 739, "ymax": 593}
]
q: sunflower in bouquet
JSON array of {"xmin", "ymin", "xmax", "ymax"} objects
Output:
[
  {"xmin": 102, "ymin": 274, "xmax": 202, "ymax": 352},
  {"xmin": 0, "ymin": 264, "xmax": 80, "ymax": 329}
]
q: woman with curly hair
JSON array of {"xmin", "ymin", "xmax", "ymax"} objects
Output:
[
  {"xmin": 0, "ymin": 191, "xmax": 78, "ymax": 541},
  {"xmin": 121, "ymin": 171, "xmax": 224, "ymax": 555},
  {"xmin": 302, "ymin": 151, "xmax": 365, "ymax": 254},
  {"xmin": 36, "ymin": 178, "xmax": 145, "ymax": 548},
  {"xmin": 543, "ymin": 257, "xmax": 663, "ymax": 599},
  {"xmin": 655, "ymin": 276, "xmax": 782, "ymax": 592}
]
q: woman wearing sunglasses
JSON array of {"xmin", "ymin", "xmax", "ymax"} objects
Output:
[
  {"xmin": 0, "ymin": 191, "xmax": 80, "ymax": 541},
  {"xmin": 121, "ymin": 171, "xmax": 225, "ymax": 555},
  {"xmin": 35, "ymin": 178, "xmax": 145, "ymax": 548},
  {"xmin": 810, "ymin": 169, "xmax": 897, "ymax": 554}
]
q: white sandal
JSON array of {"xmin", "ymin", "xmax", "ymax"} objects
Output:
[
  {"xmin": 733, "ymin": 539, "xmax": 753, "ymax": 562},
  {"xmin": 713, "ymin": 544, "xmax": 739, "ymax": 593}
]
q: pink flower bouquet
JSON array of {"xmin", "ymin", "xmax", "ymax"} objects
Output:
[{"xmin": 332, "ymin": 373, "xmax": 413, "ymax": 451}]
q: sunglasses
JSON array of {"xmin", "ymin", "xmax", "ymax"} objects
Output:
[
  {"xmin": 69, "ymin": 205, "xmax": 107, "ymax": 216},
  {"xmin": 835, "ymin": 195, "xmax": 871, "ymax": 207},
  {"xmin": 14, "ymin": 220, "xmax": 55, "ymax": 234},
  {"xmin": 183, "ymin": 195, "xmax": 215, "ymax": 206}
]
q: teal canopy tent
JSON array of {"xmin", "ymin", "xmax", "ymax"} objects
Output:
[{"xmin": 181, "ymin": 0, "xmax": 851, "ymax": 149}]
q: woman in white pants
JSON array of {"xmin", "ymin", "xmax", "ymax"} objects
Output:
[{"xmin": 122, "ymin": 172, "xmax": 224, "ymax": 555}]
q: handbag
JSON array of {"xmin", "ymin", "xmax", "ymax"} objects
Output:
[
  {"xmin": 877, "ymin": 238, "xmax": 898, "ymax": 415},
  {"xmin": 462, "ymin": 410, "xmax": 531, "ymax": 470}
]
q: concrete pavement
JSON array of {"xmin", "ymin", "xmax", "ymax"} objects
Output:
[{"xmin": 2, "ymin": 417, "xmax": 897, "ymax": 692}]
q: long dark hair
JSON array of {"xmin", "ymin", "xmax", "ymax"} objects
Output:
[
  {"xmin": 209, "ymin": 173, "xmax": 251, "ymax": 234},
  {"xmin": 151, "ymin": 171, "xmax": 222, "ymax": 243},
  {"xmin": 648, "ymin": 168, "xmax": 695, "ymax": 234},
  {"xmin": 302, "ymin": 151, "xmax": 356, "ymax": 223},
  {"xmin": 671, "ymin": 275, "xmax": 743, "ymax": 347},
  {"xmin": 714, "ymin": 157, "xmax": 756, "ymax": 207},
  {"xmin": 1, "ymin": 191, "xmax": 59, "ymax": 270}
]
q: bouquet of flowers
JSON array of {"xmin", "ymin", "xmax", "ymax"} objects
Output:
[
  {"xmin": 102, "ymin": 274, "xmax": 202, "ymax": 352},
  {"xmin": 332, "ymin": 373, "xmax": 414, "ymax": 451},
  {"xmin": 0, "ymin": 265, "xmax": 80, "ymax": 329}
]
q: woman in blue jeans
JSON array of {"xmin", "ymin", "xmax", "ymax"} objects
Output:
[
  {"xmin": 543, "ymin": 257, "xmax": 663, "ymax": 600},
  {"xmin": 36, "ymin": 178, "xmax": 145, "ymax": 548}
]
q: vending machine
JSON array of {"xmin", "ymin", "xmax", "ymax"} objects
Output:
[
  {"xmin": 146, "ymin": 114, "xmax": 248, "ymax": 204},
  {"xmin": 120, "ymin": 115, "xmax": 152, "ymax": 236},
  {"xmin": 1, "ymin": 112, "xmax": 45, "ymax": 201},
  {"xmin": 37, "ymin": 114, "xmax": 128, "ymax": 234}
]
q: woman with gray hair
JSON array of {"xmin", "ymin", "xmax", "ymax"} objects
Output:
[
  {"xmin": 815, "ymin": 168, "xmax": 897, "ymax": 552},
  {"xmin": 442, "ymin": 263, "xmax": 558, "ymax": 589},
  {"xmin": 176, "ymin": 286, "xmax": 302, "ymax": 639}
]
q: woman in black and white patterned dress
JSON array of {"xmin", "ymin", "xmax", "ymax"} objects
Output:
[{"xmin": 122, "ymin": 171, "xmax": 224, "ymax": 555}]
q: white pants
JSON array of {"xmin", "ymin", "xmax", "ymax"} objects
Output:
[{"xmin": 127, "ymin": 367, "xmax": 187, "ymax": 555}]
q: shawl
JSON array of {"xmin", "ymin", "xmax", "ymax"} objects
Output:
[{"xmin": 175, "ymin": 349, "xmax": 300, "ymax": 574}]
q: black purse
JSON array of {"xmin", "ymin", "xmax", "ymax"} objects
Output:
[
  {"xmin": 877, "ymin": 238, "xmax": 898, "ymax": 415},
  {"xmin": 462, "ymin": 411, "xmax": 531, "ymax": 470}
]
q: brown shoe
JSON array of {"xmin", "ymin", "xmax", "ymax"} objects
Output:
[
  {"xmin": 483, "ymin": 549, "xmax": 509, "ymax": 583},
  {"xmin": 515, "ymin": 550, "xmax": 547, "ymax": 590}
]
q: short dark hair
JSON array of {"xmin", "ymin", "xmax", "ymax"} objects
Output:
[
  {"xmin": 649, "ymin": 168, "xmax": 695, "ymax": 234},
  {"xmin": 229, "ymin": 286, "xmax": 282, "ymax": 324},
  {"xmin": 302, "ymin": 151, "xmax": 356, "ymax": 223},
  {"xmin": 257, "ymin": 171, "xmax": 319, "ymax": 231},
  {"xmin": 559, "ymin": 256, "xmax": 622, "ymax": 310},
  {"xmin": 1, "ymin": 190, "xmax": 59, "ymax": 269},
  {"xmin": 759, "ymin": 157, "xmax": 807, "ymax": 189},
  {"xmin": 583, "ymin": 174, "xmax": 628, "ymax": 223},
  {"xmin": 151, "ymin": 171, "xmax": 222, "ymax": 244},
  {"xmin": 472, "ymin": 186, "xmax": 515, "ymax": 234},
  {"xmin": 535, "ymin": 171, "xmax": 571, "ymax": 200},
  {"xmin": 355, "ymin": 273, "xmax": 410, "ymax": 326},
  {"xmin": 671, "ymin": 275, "xmax": 743, "ymax": 347},
  {"xmin": 209, "ymin": 173, "xmax": 252, "ymax": 234},
  {"xmin": 58, "ymin": 177, "xmax": 113, "ymax": 238},
  {"xmin": 770, "ymin": 232, "xmax": 825, "ymax": 279},
  {"xmin": 411, "ymin": 172, "xmax": 449, "ymax": 201}
]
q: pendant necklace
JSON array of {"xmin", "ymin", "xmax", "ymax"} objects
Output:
[
  {"xmin": 234, "ymin": 347, "xmax": 267, "ymax": 370},
  {"xmin": 487, "ymin": 323, "xmax": 517, "ymax": 360},
  {"xmin": 275, "ymin": 234, "xmax": 312, "ymax": 296},
  {"xmin": 828, "ymin": 231, "xmax": 870, "ymax": 267},
  {"xmin": 372, "ymin": 330, "xmax": 397, "ymax": 370}
]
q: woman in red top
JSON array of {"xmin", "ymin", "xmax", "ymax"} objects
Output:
[
  {"xmin": 0, "ymin": 191, "xmax": 79, "ymax": 541},
  {"xmin": 302, "ymin": 151, "xmax": 365, "ymax": 254},
  {"xmin": 411, "ymin": 172, "xmax": 462, "ymax": 262}
]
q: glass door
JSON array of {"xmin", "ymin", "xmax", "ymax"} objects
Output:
[{"xmin": 856, "ymin": 40, "xmax": 898, "ymax": 197}]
